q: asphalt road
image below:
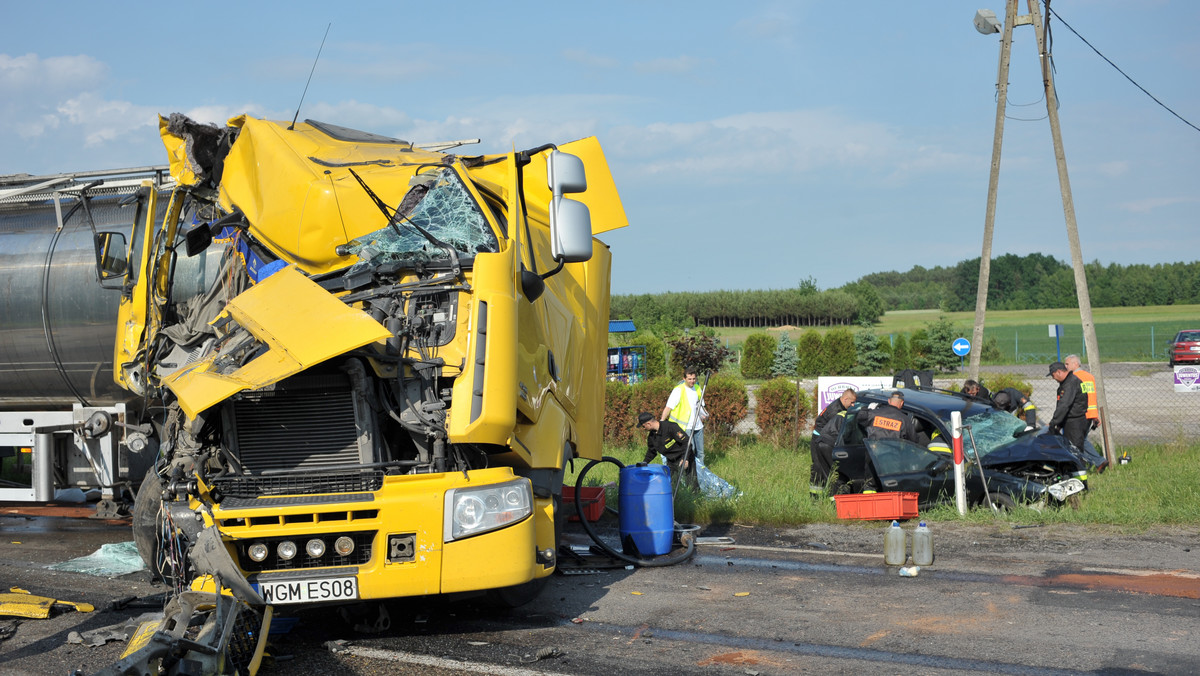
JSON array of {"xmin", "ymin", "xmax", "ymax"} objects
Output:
[{"xmin": 2, "ymin": 509, "xmax": 1198, "ymax": 676}]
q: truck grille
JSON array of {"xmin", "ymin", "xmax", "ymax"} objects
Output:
[
  {"xmin": 211, "ymin": 471, "xmax": 384, "ymax": 499},
  {"xmin": 229, "ymin": 373, "xmax": 368, "ymax": 473}
]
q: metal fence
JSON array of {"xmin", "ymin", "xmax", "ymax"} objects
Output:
[
  {"xmin": 981, "ymin": 323, "xmax": 1195, "ymax": 364},
  {"xmin": 975, "ymin": 363, "xmax": 1199, "ymax": 447}
]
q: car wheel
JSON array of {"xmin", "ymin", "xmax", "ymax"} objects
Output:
[{"xmin": 986, "ymin": 492, "xmax": 1016, "ymax": 513}]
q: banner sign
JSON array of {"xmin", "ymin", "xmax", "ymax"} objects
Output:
[
  {"xmin": 1175, "ymin": 366, "xmax": 1200, "ymax": 393},
  {"xmin": 815, "ymin": 376, "xmax": 893, "ymax": 415}
]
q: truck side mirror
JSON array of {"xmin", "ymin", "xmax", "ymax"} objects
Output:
[
  {"xmin": 546, "ymin": 150, "xmax": 593, "ymax": 264},
  {"xmin": 94, "ymin": 232, "xmax": 129, "ymax": 281}
]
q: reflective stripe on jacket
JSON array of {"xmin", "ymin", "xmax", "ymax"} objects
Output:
[{"xmin": 1074, "ymin": 368, "xmax": 1099, "ymax": 420}]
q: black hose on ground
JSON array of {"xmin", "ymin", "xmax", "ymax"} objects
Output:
[{"xmin": 572, "ymin": 456, "xmax": 695, "ymax": 567}]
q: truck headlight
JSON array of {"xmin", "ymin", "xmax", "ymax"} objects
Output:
[{"xmin": 444, "ymin": 479, "xmax": 532, "ymax": 541}]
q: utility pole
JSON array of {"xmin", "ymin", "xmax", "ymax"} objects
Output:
[
  {"xmin": 968, "ymin": 0, "xmax": 1019, "ymax": 381},
  {"xmin": 971, "ymin": 0, "xmax": 1115, "ymax": 464},
  {"xmin": 1028, "ymin": 0, "xmax": 1114, "ymax": 463}
]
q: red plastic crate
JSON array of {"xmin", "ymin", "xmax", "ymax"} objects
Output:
[
  {"xmin": 562, "ymin": 486, "xmax": 606, "ymax": 522},
  {"xmin": 834, "ymin": 492, "xmax": 918, "ymax": 521}
]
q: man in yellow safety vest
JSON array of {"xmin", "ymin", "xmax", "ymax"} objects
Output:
[{"xmin": 661, "ymin": 367, "xmax": 707, "ymax": 465}]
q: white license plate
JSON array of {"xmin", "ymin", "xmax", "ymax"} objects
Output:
[{"xmin": 257, "ymin": 576, "xmax": 358, "ymax": 605}]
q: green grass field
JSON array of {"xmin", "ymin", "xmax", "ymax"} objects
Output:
[
  {"xmin": 569, "ymin": 439, "xmax": 1200, "ymax": 529},
  {"xmin": 709, "ymin": 304, "xmax": 1200, "ymax": 363}
]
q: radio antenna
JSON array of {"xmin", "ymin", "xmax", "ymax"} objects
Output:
[{"xmin": 289, "ymin": 22, "xmax": 331, "ymax": 130}]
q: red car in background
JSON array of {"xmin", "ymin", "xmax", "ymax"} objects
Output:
[{"xmin": 1168, "ymin": 329, "xmax": 1200, "ymax": 366}]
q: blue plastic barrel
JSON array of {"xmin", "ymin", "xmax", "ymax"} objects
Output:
[{"xmin": 618, "ymin": 464, "xmax": 674, "ymax": 556}]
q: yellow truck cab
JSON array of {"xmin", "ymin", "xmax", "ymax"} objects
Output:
[{"xmin": 107, "ymin": 114, "xmax": 626, "ymax": 607}]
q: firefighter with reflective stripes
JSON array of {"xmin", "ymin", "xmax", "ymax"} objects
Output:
[
  {"xmin": 859, "ymin": 391, "xmax": 919, "ymax": 443},
  {"xmin": 991, "ymin": 387, "xmax": 1038, "ymax": 427},
  {"xmin": 1064, "ymin": 354, "xmax": 1099, "ymax": 430},
  {"xmin": 811, "ymin": 388, "xmax": 856, "ymax": 493},
  {"xmin": 1048, "ymin": 361, "xmax": 1089, "ymax": 450}
]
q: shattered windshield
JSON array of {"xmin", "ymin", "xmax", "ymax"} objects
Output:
[
  {"xmin": 963, "ymin": 410, "xmax": 1028, "ymax": 459},
  {"xmin": 344, "ymin": 167, "xmax": 498, "ymax": 271}
]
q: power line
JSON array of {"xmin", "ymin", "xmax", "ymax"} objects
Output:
[{"xmin": 1046, "ymin": 4, "xmax": 1200, "ymax": 134}]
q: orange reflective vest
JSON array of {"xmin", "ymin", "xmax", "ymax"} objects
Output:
[{"xmin": 1074, "ymin": 368, "xmax": 1099, "ymax": 420}]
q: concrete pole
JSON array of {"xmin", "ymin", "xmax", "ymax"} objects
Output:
[
  {"xmin": 969, "ymin": 0, "xmax": 1018, "ymax": 381},
  {"xmin": 1028, "ymin": 1, "xmax": 1115, "ymax": 464}
]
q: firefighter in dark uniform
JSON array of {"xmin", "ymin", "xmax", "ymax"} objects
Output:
[
  {"xmin": 991, "ymin": 387, "xmax": 1038, "ymax": 427},
  {"xmin": 637, "ymin": 411, "xmax": 696, "ymax": 490},
  {"xmin": 810, "ymin": 388, "xmax": 856, "ymax": 494},
  {"xmin": 859, "ymin": 391, "xmax": 920, "ymax": 443},
  {"xmin": 1064, "ymin": 354, "xmax": 1100, "ymax": 431},
  {"xmin": 1047, "ymin": 362, "xmax": 1088, "ymax": 450},
  {"xmin": 962, "ymin": 379, "xmax": 991, "ymax": 402}
]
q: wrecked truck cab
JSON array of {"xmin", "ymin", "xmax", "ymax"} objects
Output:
[{"xmin": 126, "ymin": 113, "xmax": 626, "ymax": 609}]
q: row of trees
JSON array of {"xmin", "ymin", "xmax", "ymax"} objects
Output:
[
  {"xmin": 885, "ymin": 255, "xmax": 1200, "ymax": 312},
  {"xmin": 610, "ymin": 279, "xmax": 884, "ymax": 332},
  {"xmin": 611, "ymin": 318, "xmax": 981, "ymax": 383},
  {"xmin": 611, "ymin": 256, "xmax": 1200, "ymax": 327},
  {"xmin": 737, "ymin": 318, "xmax": 969, "ymax": 378}
]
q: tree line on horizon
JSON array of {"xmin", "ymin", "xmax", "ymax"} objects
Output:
[{"xmin": 611, "ymin": 254, "xmax": 1200, "ymax": 329}]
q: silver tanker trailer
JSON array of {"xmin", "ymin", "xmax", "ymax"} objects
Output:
[{"xmin": 0, "ymin": 167, "xmax": 213, "ymax": 515}]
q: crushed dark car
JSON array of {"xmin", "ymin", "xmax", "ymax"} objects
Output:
[{"xmin": 829, "ymin": 388, "xmax": 1107, "ymax": 510}]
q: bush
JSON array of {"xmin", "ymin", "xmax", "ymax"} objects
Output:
[
  {"xmin": 669, "ymin": 333, "xmax": 733, "ymax": 378},
  {"xmin": 852, "ymin": 329, "xmax": 889, "ymax": 375},
  {"xmin": 741, "ymin": 332, "xmax": 775, "ymax": 379},
  {"xmin": 915, "ymin": 316, "xmax": 961, "ymax": 373},
  {"xmin": 755, "ymin": 378, "xmax": 811, "ymax": 448},
  {"xmin": 603, "ymin": 380, "xmax": 636, "ymax": 447},
  {"xmin": 603, "ymin": 377, "xmax": 676, "ymax": 447},
  {"xmin": 979, "ymin": 372, "xmax": 1033, "ymax": 397},
  {"xmin": 890, "ymin": 334, "xmax": 912, "ymax": 371},
  {"xmin": 797, "ymin": 329, "xmax": 824, "ymax": 377},
  {"xmin": 981, "ymin": 335, "xmax": 1002, "ymax": 362},
  {"xmin": 701, "ymin": 373, "xmax": 748, "ymax": 453},
  {"xmin": 770, "ymin": 333, "xmax": 799, "ymax": 378},
  {"xmin": 823, "ymin": 328, "xmax": 856, "ymax": 375}
]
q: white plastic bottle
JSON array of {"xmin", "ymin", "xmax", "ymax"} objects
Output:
[
  {"xmin": 912, "ymin": 521, "xmax": 934, "ymax": 566},
  {"xmin": 884, "ymin": 520, "xmax": 906, "ymax": 565}
]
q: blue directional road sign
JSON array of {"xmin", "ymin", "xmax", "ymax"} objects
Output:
[{"xmin": 952, "ymin": 337, "xmax": 971, "ymax": 357}]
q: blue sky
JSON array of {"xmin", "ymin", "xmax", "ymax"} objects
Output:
[{"xmin": 3, "ymin": 1, "xmax": 1197, "ymax": 295}]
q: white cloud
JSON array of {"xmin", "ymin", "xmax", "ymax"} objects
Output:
[
  {"xmin": 0, "ymin": 53, "xmax": 107, "ymax": 92},
  {"xmin": 604, "ymin": 109, "xmax": 969, "ymax": 183},
  {"xmin": 55, "ymin": 93, "xmax": 159, "ymax": 146},
  {"xmin": 1117, "ymin": 196, "xmax": 1196, "ymax": 213}
]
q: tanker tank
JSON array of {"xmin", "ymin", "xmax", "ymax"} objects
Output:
[{"xmin": 0, "ymin": 167, "xmax": 214, "ymax": 408}]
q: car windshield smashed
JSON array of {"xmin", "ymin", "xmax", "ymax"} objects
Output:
[
  {"xmin": 343, "ymin": 167, "xmax": 499, "ymax": 272},
  {"xmin": 963, "ymin": 409, "xmax": 1029, "ymax": 459}
]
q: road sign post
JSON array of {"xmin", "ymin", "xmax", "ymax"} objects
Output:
[{"xmin": 952, "ymin": 337, "xmax": 971, "ymax": 370}]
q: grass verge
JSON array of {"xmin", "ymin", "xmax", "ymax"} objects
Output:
[{"xmin": 567, "ymin": 439, "xmax": 1200, "ymax": 529}]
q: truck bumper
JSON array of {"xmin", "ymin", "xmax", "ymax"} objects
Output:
[{"xmin": 209, "ymin": 467, "xmax": 538, "ymax": 603}]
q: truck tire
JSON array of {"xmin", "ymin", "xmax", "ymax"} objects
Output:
[{"xmin": 132, "ymin": 468, "xmax": 172, "ymax": 584}]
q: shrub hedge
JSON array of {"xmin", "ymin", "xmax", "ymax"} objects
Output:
[
  {"xmin": 603, "ymin": 374, "xmax": 749, "ymax": 452},
  {"xmin": 754, "ymin": 378, "xmax": 812, "ymax": 448},
  {"xmin": 741, "ymin": 332, "xmax": 775, "ymax": 379}
]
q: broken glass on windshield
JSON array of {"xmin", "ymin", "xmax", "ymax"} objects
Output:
[
  {"xmin": 963, "ymin": 410, "xmax": 1028, "ymax": 458},
  {"xmin": 344, "ymin": 167, "xmax": 498, "ymax": 273}
]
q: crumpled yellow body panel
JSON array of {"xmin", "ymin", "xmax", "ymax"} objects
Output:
[
  {"xmin": 0, "ymin": 588, "xmax": 94, "ymax": 618},
  {"xmin": 215, "ymin": 117, "xmax": 446, "ymax": 275},
  {"xmin": 163, "ymin": 266, "xmax": 391, "ymax": 418}
]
